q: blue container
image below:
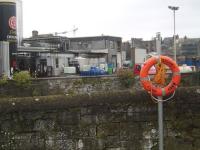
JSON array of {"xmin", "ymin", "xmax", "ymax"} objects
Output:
[
  {"xmin": 108, "ymin": 63, "xmax": 113, "ymax": 68},
  {"xmin": 86, "ymin": 67, "xmax": 107, "ymax": 76},
  {"xmin": 80, "ymin": 71, "xmax": 84, "ymax": 76}
]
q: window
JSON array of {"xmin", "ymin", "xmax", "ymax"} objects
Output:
[
  {"xmin": 83, "ymin": 43, "xmax": 88, "ymax": 49},
  {"xmin": 110, "ymin": 41, "xmax": 114, "ymax": 49},
  {"xmin": 56, "ymin": 58, "xmax": 59, "ymax": 68}
]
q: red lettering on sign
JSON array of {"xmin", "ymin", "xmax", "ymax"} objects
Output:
[{"xmin": 8, "ymin": 16, "xmax": 16, "ymax": 30}]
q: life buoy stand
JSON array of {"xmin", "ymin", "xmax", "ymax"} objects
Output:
[{"xmin": 140, "ymin": 55, "xmax": 181, "ymax": 97}]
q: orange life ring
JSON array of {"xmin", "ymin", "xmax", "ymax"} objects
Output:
[{"xmin": 140, "ymin": 55, "xmax": 181, "ymax": 97}]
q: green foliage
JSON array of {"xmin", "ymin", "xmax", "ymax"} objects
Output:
[
  {"xmin": 117, "ymin": 68, "xmax": 134, "ymax": 87},
  {"xmin": 67, "ymin": 88, "xmax": 76, "ymax": 96},
  {"xmin": 73, "ymin": 79, "xmax": 84, "ymax": 86},
  {"xmin": 32, "ymin": 88, "xmax": 41, "ymax": 96},
  {"xmin": 0, "ymin": 74, "xmax": 8, "ymax": 85},
  {"xmin": 13, "ymin": 71, "xmax": 32, "ymax": 87}
]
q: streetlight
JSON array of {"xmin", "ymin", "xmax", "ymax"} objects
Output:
[{"xmin": 168, "ymin": 6, "xmax": 179, "ymax": 62}]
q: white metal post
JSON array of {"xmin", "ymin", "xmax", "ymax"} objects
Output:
[
  {"xmin": 156, "ymin": 33, "xmax": 164, "ymax": 150},
  {"xmin": 158, "ymin": 97, "xmax": 164, "ymax": 150},
  {"xmin": 173, "ymin": 9, "xmax": 176, "ymax": 62}
]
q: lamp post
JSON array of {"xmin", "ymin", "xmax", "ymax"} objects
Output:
[{"xmin": 168, "ymin": 6, "xmax": 179, "ymax": 62}]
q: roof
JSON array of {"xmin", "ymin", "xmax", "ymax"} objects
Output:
[
  {"xmin": 23, "ymin": 35, "xmax": 69, "ymax": 41},
  {"xmin": 69, "ymin": 36, "xmax": 122, "ymax": 42}
]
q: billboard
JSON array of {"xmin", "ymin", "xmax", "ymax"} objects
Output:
[
  {"xmin": 0, "ymin": 1, "xmax": 16, "ymax": 42},
  {"xmin": 0, "ymin": 0, "xmax": 17, "ymax": 68}
]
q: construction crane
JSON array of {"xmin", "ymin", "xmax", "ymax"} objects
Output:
[
  {"xmin": 54, "ymin": 31, "xmax": 68, "ymax": 36},
  {"xmin": 72, "ymin": 27, "xmax": 78, "ymax": 37},
  {"xmin": 54, "ymin": 26, "xmax": 78, "ymax": 37}
]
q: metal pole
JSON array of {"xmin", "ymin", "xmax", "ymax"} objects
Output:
[
  {"xmin": 156, "ymin": 32, "xmax": 164, "ymax": 150},
  {"xmin": 173, "ymin": 10, "xmax": 176, "ymax": 62},
  {"xmin": 168, "ymin": 6, "xmax": 179, "ymax": 62},
  {"xmin": 158, "ymin": 97, "xmax": 164, "ymax": 150}
]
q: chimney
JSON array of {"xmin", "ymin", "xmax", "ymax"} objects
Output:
[{"xmin": 32, "ymin": 30, "xmax": 38, "ymax": 37}]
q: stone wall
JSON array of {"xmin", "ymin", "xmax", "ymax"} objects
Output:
[
  {"xmin": 0, "ymin": 76, "xmax": 122, "ymax": 97},
  {"xmin": 0, "ymin": 87, "xmax": 200, "ymax": 150}
]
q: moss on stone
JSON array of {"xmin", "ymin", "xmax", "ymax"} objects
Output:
[{"xmin": 73, "ymin": 79, "xmax": 84, "ymax": 86}]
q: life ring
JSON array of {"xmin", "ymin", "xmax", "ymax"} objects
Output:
[{"xmin": 140, "ymin": 55, "xmax": 181, "ymax": 97}]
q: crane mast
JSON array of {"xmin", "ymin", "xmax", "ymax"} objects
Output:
[{"xmin": 54, "ymin": 26, "xmax": 78, "ymax": 37}]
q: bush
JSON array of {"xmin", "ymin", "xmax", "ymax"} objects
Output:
[
  {"xmin": 117, "ymin": 68, "xmax": 134, "ymax": 87},
  {"xmin": 0, "ymin": 74, "xmax": 8, "ymax": 85},
  {"xmin": 13, "ymin": 71, "xmax": 32, "ymax": 87}
]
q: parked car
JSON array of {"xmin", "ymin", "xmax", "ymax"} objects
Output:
[{"xmin": 134, "ymin": 64, "xmax": 156, "ymax": 75}]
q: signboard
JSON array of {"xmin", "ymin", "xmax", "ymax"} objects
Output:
[
  {"xmin": 0, "ymin": 2, "xmax": 17, "ymax": 42},
  {"xmin": 0, "ymin": 1, "xmax": 17, "ymax": 68}
]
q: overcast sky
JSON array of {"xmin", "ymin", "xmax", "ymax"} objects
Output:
[{"xmin": 23, "ymin": 0, "xmax": 200, "ymax": 41}]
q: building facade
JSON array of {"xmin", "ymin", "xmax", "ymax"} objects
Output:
[
  {"xmin": 122, "ymin": 41, "xmax": 131, "ymax": 60},
  {"xmin": 131, "ymin": 38, "xmax": 156, "ymax": 53},
  {"xmin": 19, "ymin": 34, "xmax": 122, "ymax": 76},
  {"xmin": 69, "ymin": 36, "xmax": 122, "ymax": 71},
  {"xmin": 19, "ymin": 31, "xmax": 73, "ymax": 76},
  {"xmin": 23, "ymin": 31, "xmax": 70, "ymax": 52},
  {"xmin": 177, "ymin": 37, "xmax": 200, "ymax": 67}
]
